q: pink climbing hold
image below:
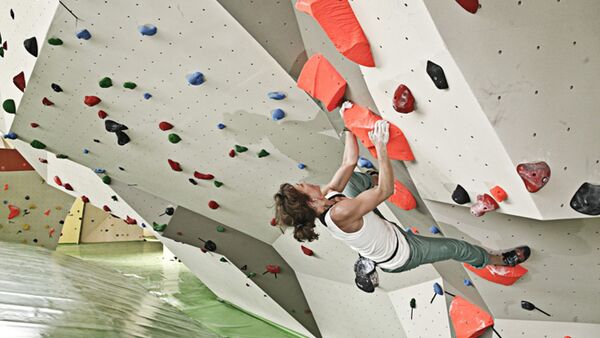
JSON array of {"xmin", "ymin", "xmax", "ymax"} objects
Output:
[
  {"xmin": 168, "ymin": 159, "xmax": 182, "ymax": 172},
  {"xmin": 295, "ymin": 0, "xmax": 375, "ymax": 67},
  {"xmin": 470, "ymin": 194, "xmax": 499, "ymax": 217},
  {"xmin": 102, "ymin": 205, "xmax": 111, "ymax": 212},
  {"xmin": 63, "ymin": 183, "xmax": 73, "ymax": 191},
  {"xmin": 297, "ymin": 53, "xmax": 347, "ymax": 111},
  {"xmin": 125, "ymin": 216, "xmax": 137, "ymax": 225},
  {"xmin": 194, "ymin": 171, "xmax": 214, "ymax": 180},
  {"xmin": 456, "ymin": 0, "xmax": 479, "ymax": 14},
  {"xmin": 516, "ymin": 161, "xmax": 551, "ymax": 193},
  {"xmin": 393, "ymin": 84, "xmax": 415, "ymax": 113},
  {"xmin": 301, "ymin": 245, "xmax": 314, "ymax": 256},
  {"xmin": 13, "ymin": 71, "xmax": 26, "ymax": 92},
  {"xmin": 42, "ymin": 97, "xmax": 54, "ymax": 106},
  {"xmin": 464, "ymin": 263, "xmax": 528, "ymax": 286},
  {"xmin": 490, "ymin": 186, "xmax": 507, "ymax": 202},
  {"xmin": 84, "ymin": 95, "xmax": 101, "ymax": 107},
  {"xmin": 159, "ymin": 121, "xmax": 174, "ymax": 131},
  {"xmin": 7, "ymin": 205, "xmax": 20, "ymax": 219},
  {"xmin": 81, "ymin": 195, "xmax": 89, "ymax": 203},
  {"xmin": 97, "ymin": 110, "xmax": 108, "ymax": 119},
  {"xmin": 53, "ymin": 176, "xmax": 63, "ymax": 186},
  {"xmin": 208, "ymin": 200, "xmax": 219, "ymax": 209}
]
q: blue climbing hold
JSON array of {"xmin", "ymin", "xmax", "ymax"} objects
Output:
[
  {"xmin": 464, "ymin": 279, "xmax": 473, "ymax": 287},
  {"xmin": 93, "ymin": 168, "xmax": 106, "ymax": 174},
  {"xmin": 3, "ymin": 132, "xmax": 17, "ymax": 140},
  {"xmin": 76, "ymin": 29, "xmax": 92, "ymax": 40},
  {"xmin": 83, "ymin": 149, "xmax": 89, "ymax": 154},
  {"xmin": 298, "ymin": 163, "xmax": 306, "ymax": 169},
  {"xmin": 141, "ymin": 223, "xmax": 146, "ymax": 228},
  {"xmin": 217, "ymin": 123, "xmax": 226, "ymax": 130},
  {"xmin": 143, "ymin": 93, "xmax": 152, "ymax": 100},
  {"xmin": 358, "ymin": 157, "xmax": 374, "ymax": 169},
  {"xmin": 187, "ymin": 72, "xmax": 205, "ymax": 86},
  {"xmin": 271, "ymin": 108, "xmax": 285, "ymax": 121},
  {"xmin": 268, "ymin": 91, "xmax": 286, "ymax": 100},
  {"xmin": 433, "ymin": 282, "xmax": 443, "ymax": 295},
  {"xmin": 138, "ymin": 24, "xmax": 157, "ymax": 36},
  {"xmin": 429, "ymin": 226, "xmax": 440, "ymax": 234}
]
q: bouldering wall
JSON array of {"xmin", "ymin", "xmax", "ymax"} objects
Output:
[
  {"xmin": 79, "ymin": 203, "xmax": 143, "ymax": 243},
  {"xmin": 58, "ymin": 197, "xmax": 83, "ymax": 244}
]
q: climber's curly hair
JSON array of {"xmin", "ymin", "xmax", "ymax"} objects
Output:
[{"xmin": 273, "ymin": 183, "xmax": 319, "ymax": 242}]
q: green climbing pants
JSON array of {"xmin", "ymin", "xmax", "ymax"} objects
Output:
[{"xmin": 342, "ymin": 172, "xmax": 490, "ymax": 272}]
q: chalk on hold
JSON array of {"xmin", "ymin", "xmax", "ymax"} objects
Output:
[
  {"xmin": 258, "ymin": 149, "xmax": 270, "ymax": 158},
  {"xmin": 208, "ymin": 200, "xmax": 219, "ymax": 209},
  {"xmin": 426, "ymin": 61, "xmax": 449, "ymax": 89},
  {"xmin": 3, "ymin": 132, "xmax": 17, "ymax": 140},
  {"xmin": 214, "ymin": 181, "xmax": 223, "ymax": 188},
  {"xmin": 297, "ymin": 53, "xmax": 346, "ymax": 111},
  {"xmin": 389, "ymin": 180, "xmax": 416, "ymax": 210},
  {"xmin": 393, "ymin": 84, "xmax": 415, "ymax": 113},
  {"xmin": 3, "ymin": 99, "xmax": 16, "ymax": 114},
  {"xmin": 84, "ymin": 95, "xmax": 101, "ymax": 106},
  {"xmin": 48, "ymin": 37, "xmax": 63, "ymax": 46},
  {"xmin": 168, "ymin": 159, "xmax": 182, "ymax": 172},
  {"xmin": 235, "ymin": 145, "xmax": 248, "ymax": 153},
  {"xmin": 570, "ymin": 182, "xmax": 600, "ymax": 216},
  {"xmin": 97, "ymin": 110, "xmax": 108, "ymax": 119},
  {"xmin": 464, "ymin": 263, "xmax": 528, "ymax": 286},
  {"xmin": 271, "ymin": 108, "xmax": 285, "ymax": 121},
  {"xmin": 301, "ymin": 245, "xmax": 314, "ymax": 256},
  {"xmin": 123, "ymin": 81, "xmax": 137, "ymax": 89},
  {"xmin": 187, "ymin": 72, "xmax": 205, "ymax": 86},
  {"xmin": 168, "ymin": 133, "xmax": 181, "ymax": 144},
  {"xmin": 429, "ymin": 225, "xmax": 440, "ymax": 234},
  {"xmin": 452, "ymin": 184, "xmax": 470, "ymax": 204},
  {"xmin": 102, "ymin": 175, "xmax": 111, "ymax": 185},
  {"xmin": 63, "ymin": 183, "xmax": 73, "ymax": 191},
  {"xmin": 449, "ymin": 296, "xmax": 494, "ymax": 338},
  {"xmin": 7, "ymin": 205, "xmax": 20, "ymax": 219},
  {"xmin": 456, "ymin": 0, "xmax": 479, "ymax": 14},
  {"xmin": 76, "ymin": 29, "xmax": 91, "ymax": 40},
  {"xmin": 13, "ymin": 72, "xmax": 25, "ymax": 92},
  {"xmin": 152, "ymin": 222, "xmax": 167, "ymax": 232},
  {"xmin": 268, "ymin": 91, "xmax": 286, "ymax": 100},
  {"xmin": 295, "ymin": 0, "xmax": 374, "ymax": 67},
  {"xmin": 194, "ymin": 171, "xmax": 214, "ymax": 180},
  {"xmin": 297, "ymin": 163, "xmax": 306, "ymax": 169},
  {"xmin": 516, "ymin": 161, "xmax": 551, "ymax": 193},
  {"xmin": 228, "ymin": 149, "xmax": 235, "ymax": 158},
  {"xmin": 143, "ymin": 93, "xmax": 152, "ymax": 99},
  {"xmin": 23, "ymin": 37, "xmax": 38, "ymax": 57},
  {"xmin": 51, "ymin": 83, "xmax": 63, "ymax": 92},
  {"xmin": 470, "ymin": 194, "xmax": 499, "ymax": 217},
  {"xmin": 490, "ymin": 186, "xmax": 508, "ymax": 202},
  {"xmin": 358, "ymin": 157, "xmax": 374, "ymax": 169},
  {"xmin": 217, "ymin": 123, "xmax": 226, "ymax": 129},
  {"xmin": 42, "ymin": 97, "xmax": 54, "ymax": 106},
  {"xmin": 99, "ymin": 77, "xmax": 112, "ymax": 88},
  {"xmin": 30, "ymin": 140, "xmax": 46, "ymax": 149},
  {"xmin": 138, "ymin": 24, "xmax": 158, "ymax": 36}
]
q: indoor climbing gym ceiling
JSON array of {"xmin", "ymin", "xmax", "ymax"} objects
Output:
[{"xmin": 1, "ymin": 0, "xmax": 599, "ymax": 337}]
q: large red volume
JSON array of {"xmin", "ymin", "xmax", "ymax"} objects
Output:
[
  {"xmin": 449, "ymin": 296, "xmax": 494, "ymax": 338},
  {"xmin": 389, "ymin": 179, "xmax": 416, "ymax": 210},
  {"xmin": 464, "ymin": 263, "xmax": 528, "ymax": 286},
  {"xmin": 342, "ymin": 102, "xmax": 414, "ymax": 161},
  {"xmin": 295, "ymin": 0, "xmax": 375, "ymax": 67},
  {"xmin": 297, "ymin": 53, "xmax": 346, "ymax": 111}
]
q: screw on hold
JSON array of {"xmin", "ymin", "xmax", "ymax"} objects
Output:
[
  {"xmin": 521, "ymin": 300, "xmax": 551, "ymax": 316},
  {"xmin": 410, "ymin": 298, "xmax": 416, "ymax": 320}
]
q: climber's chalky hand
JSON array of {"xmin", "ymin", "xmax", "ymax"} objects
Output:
[{"xmin": 369, "ymin": 120, "xmax": 390, "ymax": 147}]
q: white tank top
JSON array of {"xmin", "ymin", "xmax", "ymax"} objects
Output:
[{"xmin": 320, "ymin": 192, "xmax": 410, "ymax": 270}]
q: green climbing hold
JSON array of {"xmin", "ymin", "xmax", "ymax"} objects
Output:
[
  {"xmin": 247, "ymin": 272, "xmax": 256, "ymax": 278},
  {"xmin": 30, "ymin": 140, "xmax": 46, "ymax": 149},
  {"xmin": 47, "ymin": 37, "xmax": 63, "ymax": 46},
  {"xmin": 258, "ymin": 149, "xmax": 270, "ymax": 158},
  {"xmin": 3, "ymin": 99, "xmax": 16, "ymax": 114},
  {"xmin": 0, "ymin": 48, "xmax": 4, "ymax": 58},
  {"xmin": 99, "ymin": 77, "xmax": 113, "ymax": 88},
  {"xmin": 56, "ymin": 154, "xmax": 69, "ymax": 159},
  {"xmin": 216, "ymin": 225, "xmax": 225, "ymax": 232},
  {"xmin": 168, "ymin": 133, "xmax": 181, "ymax": 144},
  {"xmin": 152, "ymin": 222, "xmax": 167, "ymax": 232},
  {"xmin": 220, "ymin": 257, "xmax": 228, "ymax": 263},
  {"xmin": 235, "ymin": 145, "xmax": 248, "ymax": 153},
  {"xmin": 123, "ymin": 82, "xmax": 137, "ymax": 89},
  {"xmin": 102, "ymin": 175, "xmax": 111, "ymax": 185},
  {"xmin": 214, "ymin": 181, "xmax": 223, "ymax": 188}
]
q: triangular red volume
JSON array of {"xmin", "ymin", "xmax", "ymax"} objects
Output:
[
  {"xmin": 464, "ymin": 263, "xmax": 528, "ymax": 286},
  {"xmin": 449, "ymin": 296, "xmax": 494, "ymax": 338},
  {"xmin": 389, "ymin": 179, "xmax": 416, "ymax": 210},
  {"xmin": 297, "ymin": 53, "xmax": 347, "ymax": 111},
  {"xmin": 342, "ymin": 102, "xmax": 415, "ymax": 161}
]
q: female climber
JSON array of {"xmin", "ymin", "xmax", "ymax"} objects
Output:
[{"xmin": 273, "ymin": 119, "xmax": 530, "ymax": 292}]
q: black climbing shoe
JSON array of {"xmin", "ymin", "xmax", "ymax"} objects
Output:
[{"xmin": 502, "ymin": 246, "xmax": 530, "ymax": 266}]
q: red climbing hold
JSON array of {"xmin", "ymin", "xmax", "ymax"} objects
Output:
[
  {"xmin": 3, "ymin": 184, "xmax": 8, "ymax": 191},
  {"xmin": 270, "ymin": 218, "xmax": 277, "ymax": 226},
  {"xmin": 13, "ymin": 71, "xmax": 26, "ymax": 92},
  {"xmin": 63, "ymin": 183, "xmax": 73, "ymax": 191},
  {"xmin": 53, "ymin": 176, "xmax": 63, "ymax": 186},
  {"xmin": 389, "ymin": 179, "xmax": 416, "ymax": 210},
  {"xmin": 295, "ymin": 0, "xmax": 375, "ymax": 67},
  {"xmin": 470, "ymin": 194, "xmax": 499, "ymax": 217},
  {"xmin": 38, "ymin": 158, "xmax": 48, "ymax": 164},
  {"xmin": 30, "ymin": 122, "xmax": 39, "ymax": 128},
  {"xmin": 265, "ymin": 264, "xmax": 281, "ymax": 274},
  {"xmin": 168, "ymin": 159, "xmax": 182, "ymax": 172},
  {"xmin": 48, "ymin": 227, "xmax": 55, "ymax": 237},
  {"xmin": 103, "ymin": 205, "xmax": 111, "ymax": 212},
  {"xmin": 393, "ymin": 84, "xmax": 415, "ymax": 113},
  {"xmin": 208, "ymin": 200, "xmax": 219, "ymax": 209},
  {"xmin": 516, "ymin": 161, "xmax": 551, "ymax": 193},
  {"xmin": 464, "ymin": 263, "xmax": 528, "ymax": 286},
  {"xmin": 159, "ymin": 121, "xmax": 174, "ymax": 131},
  {"xmin": 125, "ymin": 216, "xmax": 137, "ymax": 225},
  {"xmin": 42, "ymin": 97, "xmax": 54, "ymax": 106},
  {"xmin": 449, "ymin": 296, "xmax": 493, "ymax": 338},
  {"xmin": 7, "ymin": 205, "xmax": 20, "ymax": 219},
  {"xmin": 194, "ymin": 171, "xmax": 214, "ymax": 180},
  {"xmin": 489, "ymin": 186, "xmax": 507, "ymax": 202},
  {"xmin": 301, "ymin": 245, "xmax": 314, "ymax": 256},
  {"xmin": 84, "ymin": 95, "xmax": 101, "ymax": 107},
  {"xmin": 297, "ymin": 53, "xmax": 347, "ymax": 111},
  {"xmin": 228, "ymin": 149, "xmax": 235, "ymax": 158},
  {"xmin": 456, "ymin": 0, "xmax": 479, "ymax": 14},
  {"xmin": 410, "ymin": 226, "xmax": 420, "ymax": 234},
  {"xmin": 342, "ymin": 102, "xmax": 415, "ymax": 161},
  {"xmin": 44, "ymin": 209, "xmax": 50, "ymax": 216},
  {"xmin": 97, "ymin": 110, "xmax": 108, "ymax": 119},
  {"xmin": 81, "ymin": 195, "xmax": 89, "ymax": 203}
]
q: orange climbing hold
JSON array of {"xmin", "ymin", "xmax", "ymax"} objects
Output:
[
  {"xmin": 297, "ymin": 53, "xmax": 347, "ymax": 111},
  {"xmin": 389, "ymin": 179, "xmax": 416, "ymax": 210},
  {"xmin": 490, "ymin": 186, "xmax": 507, "ymax": 202},
  {"xmin": 295, "ymin": 0, "xmax": 375, "ymax": 67},
  {"xmin": 7, "ymin": 205, "xmax": 20, "ymax": 219},
  {"xmin": 449, "ymin": 296, "xmax": 494, "ymax": 338},
  {"xmin": 342, "ymin": 102, "xmax": 414, "ymax": 161},
  {"xmin": 464, "ymin": 263, "xmax": 528, "ymax": 286}
]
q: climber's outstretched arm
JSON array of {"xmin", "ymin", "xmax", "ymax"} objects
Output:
[{"xmin": 322, "ymin": 130, "xmax": 359, "ymax": 195}]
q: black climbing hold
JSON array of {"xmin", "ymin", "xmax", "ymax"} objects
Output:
[
  {"xmin": 520, "ymin": 300, "xmax": 551, "ymax": 316},
  {"xmin": 199, "ymin": 238, "xmax": 217, "ymax": 252},
  {"xmin": 24, "ymin": 195, "xmax": 30, "ymax": 200},
  {"xmin": 452, "ymin": 184, "xmax": 470, "ymax": 204},
  {"xmin": 105, "ymin": 120, "xmax": 128, "ymax": 132},
  {"xmin": 116, "ymin": 130, "xmax": 130, "ymax": 146},
  {"xmin": 189, "ymin": 178, "xmax": 198, "ymax": 185},
  {"xmin": 570, "ymin": 182, "xmax": 600, "ymax": 216},
  {"xmin": 118, "ymin": 166, "xmax": 125, "ymax": 171},
  {"xmin": 93, "ymin": 139, "xmax": 100, "ymax": 143},
  {"xmin": 111, "ymin": 195, "xmax": 118, "ymax": 201},
  {"xmin": 165, "ymin": 207, "xmax": 175, "ymax": 216},
  {"xmin": 426, "ymin": 60, "xmax": 448, "ymax": 89},
  {"xmin": 410, "ymin": 298, "xmax": 416, "ymax": 320},
  {"xmin": 10, "ymin": 9, "xmax": 14, "ymax": 19},
  {"xmin": 23, "ymin": 37, "xmax": 38, "ymax": 57},
  {"xmin": 56, "ymin": 154, "xmax": 68, "ymax": 159},
  {"xmin": 51, "ymin": 83, "xmax": 63, "ymax": 92}
]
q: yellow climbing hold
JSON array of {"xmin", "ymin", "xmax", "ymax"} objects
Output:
[
  {"xmin": 22, "ymin": 224, "xmax": 30, "ymax": 231},
  {"xmin": 29, "ymin": 204, "xmax": 37, "ymax": 209}
]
